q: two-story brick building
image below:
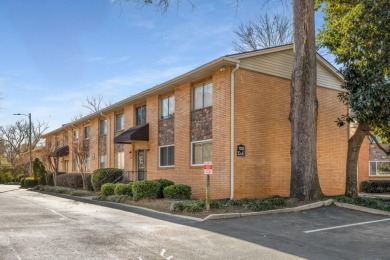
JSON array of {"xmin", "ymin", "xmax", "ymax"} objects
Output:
[{"xmin": 43, "ymin": 44, "xmax": 354, "ymax": 199}]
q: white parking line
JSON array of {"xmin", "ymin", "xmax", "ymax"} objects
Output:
[{"xmin": 304, "ymin": 218, "xmax": 390, "ymax": 233}]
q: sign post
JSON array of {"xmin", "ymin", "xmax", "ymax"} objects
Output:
[{"xmin": 204, "ymin": 161, "xmax": 212, "ymax": 211}]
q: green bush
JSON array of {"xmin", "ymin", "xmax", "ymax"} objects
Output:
[
  {"xmin": 243, "ymin": 196, "xmax": 287, "ymax": 212},
  {"xmin": 20, "ymin": 177, "xmax": 26, "ymax": 188},
  {"xmin": 334, "ymin": 196, "xmax": 390, "ymax": 212},
  {"xmin": 101, "ymin": 183, "xmax": 117, "ymax": 196},
  {"xmin": 163, "ymin": 184, "xmax": 192, "ymax": 199},
  {"xmin": 362, "ymin": 180, "xmax": 390, "ymax": 193},
  {"xmin": 170, "ymin": 200, "xmax": 205, "ymax": 212},
  {"xmin": 33, "ymin": 158, "xmax": 46, "ymax": 185},
  {"xmin": 132, "ymin": 180, "xmax": 161, "ymax": 201},
  {"xmin": 114, "ymin": 183, "xmax": 133, "ymax": 197},
  {"xmin": 24, "ymin": 177, "xmax": 38, "ymax": 188},
  {"xmin": 56, "ymin": 173, "xmax": 83, "ymax": 189},
  {"xmin": 46, "ymin": 172, "xmax": 65, "ymax": 186},
  {"xmin": 91, "ymin": 168, "xmax": 123, "ymax": 191},
  {"xmin": 153, "ymin": 179, "xmax": 175, "ymax": 198}
]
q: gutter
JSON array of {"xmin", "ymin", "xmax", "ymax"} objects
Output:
[
  {"xmin": 230, "ymin": 63, "xmax": 240, "ymax": 200},
  {"xmin": 100, "ymin": 112, "xmax": 110, "ymax": 167}
]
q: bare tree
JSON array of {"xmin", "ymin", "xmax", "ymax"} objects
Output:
[
  {"xmin": 82, "ymin": 96, "xmax": 104, "ymax": 113},
  {"xmin": 233, "ymin": 13, "xmax": 293, "ymax": 52},
  {"xmin": 0, "ymin": 120, "xmax": 48, "ymax": 180}
]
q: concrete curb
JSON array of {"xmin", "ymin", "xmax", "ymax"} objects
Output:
[{"xmin": 333, "ymin": 201, "xmax": 390, "ymax": 216}]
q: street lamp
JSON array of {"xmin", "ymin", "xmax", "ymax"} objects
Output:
[{"xmin": 13, "ymin": 113, "xmax": 32, "ymax": 178}]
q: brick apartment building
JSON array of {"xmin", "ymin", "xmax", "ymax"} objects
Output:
[{"xmin": 43, "ymin": 44, "xmax": 361, "ymax": 199}]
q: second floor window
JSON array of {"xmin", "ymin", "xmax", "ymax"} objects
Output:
[
  {"xmin": 73, "ymin": 129, "xmax": 79, "ymax": 142},
  {"xmin": 115, "ymin": 113, "xmax": 124, "ymax": 131},
  {"xmin": 84, "ymin": 126, "xmax": 90, "ymax": 139},
  {"xmin": 136, "ymin": 105, "xmax": 146, "ymax": 125},
  {"xmin": 160, "ymin": 96, "xmax": 175, "ymax": 119},
  {"xmin": 100, "ymin": 119, "xmax": 107, "ymax": 136},
  {"xmin": 193, "ymin": 81, "xmax": 212, "ymax": 110},
  {"xmin": 64, "ymin": 133, "xmax": 68, "ymax": 144}
]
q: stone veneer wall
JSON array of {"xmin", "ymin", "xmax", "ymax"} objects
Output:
[
  {"xmin": 191, "ymin": 107, "xmax": 212, "ymax": 141},
  {"xmin": 158, "ymin": 118, "xmax": 174, "ymax": 146}
]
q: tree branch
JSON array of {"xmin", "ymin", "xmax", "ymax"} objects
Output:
[{"xmin": 369, "ymin": 132, "xmax": 390, "ymax": 156}]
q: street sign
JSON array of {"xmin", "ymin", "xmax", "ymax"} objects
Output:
[
  {"xmin": 237, "ymin": 144, "xmax": 245, "ymax": 156},
  {"xmin": 204, "ymin": 161, "xmax": 213, "ymax": 175}
]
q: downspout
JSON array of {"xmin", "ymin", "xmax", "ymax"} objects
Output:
[
  {"xmin": 100, "ymin": 112, "xmax": 110, "ymax": 167},
  {"xmin": 230, "ymin": 63, "xmax": 240, "ymax": 200}
]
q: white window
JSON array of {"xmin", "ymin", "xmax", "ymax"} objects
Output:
[
  {"xmin": 115, "ymin": 151, "xmax": 125, "ymax": 169},
  {"xmin": 136, "ymin": 105, "xmax": 147, "ymax": 125},
  {"xmin": 115, "ymin": 113, "xmax": 124, "ymax": 131},
  {"xmin": 100, "ymin": 119, "xmax": 107, "ymax": 136},
  {"xmin": 370, "ymin": 161, "xmax": 390, "ymax": 176},
  {"xmin": 65, "ymin": 160, "xmax": 69, "ymax": 173},
  {"xmin": 193, "ymin": 81, "xmax": 212, "ymax": 110},
  {"xmin": 159, "ymin": 145, "xmax": 174, "ymax": 167},
  {"xmin": 160, "ymin": 95, "xmax": 175, "ymax": 119},
  {"xmin": 73, "ymin": 129, "xmax": 79, "ymax": 142},
  {"xmin": 84, "ymin": 126, "xmax": 90, "ymax": 139},
  {"xmin": 191, "ymin": 140, "xmax": 212, "ymax": 166},
  {"xmin": 85, "ymin": 156, "xmax": 90, "ymax": 171},
  {"xmin": 100, "ymin": 154, "xmax": 107, "ymax": 168},
  {"xmin": 72, "ymin": 157, "xmax": 78, "ymax": 172}
]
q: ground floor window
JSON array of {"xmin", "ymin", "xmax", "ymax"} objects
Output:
[
  {"xmin": 191, "ymin": 139, "xmax": 212, "ymax": 166},
  {"xmin": 64, "ymin": 160, "xmax": 69, "ymax": 173},
  {"xmin": 370, "ymin": 161, "xmax": 390, "ymax": 176},
  {"xmin": 72, "ymin": 157, "xmax": 78, "ymax": 172},
  {"xmin": 159, "ymin": 145, "xmax": 174, "ymax": 167},
  {"xmin": 115, "ymin": 151, "xmax": 124, "ymax": 169},
  {"xmin": 100, "ymin": 154, "xmax": 107, "ymax": 168},
  {"xmin": 85, "ymin": 156, "xmax": 90, "ymax": 171}
]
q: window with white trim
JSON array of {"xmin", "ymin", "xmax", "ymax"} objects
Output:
[
  {"xmin": 160, "ymin": 95, "xmax": 175, "ymax": 119},
  {"xmin": 115, "ymin": 113, "xmax": 124, "ymax": 131},
  {"xmin": 73, "ymin": 129, "xmax": 79, "ymax": 142},
  {"xmin": 85, "ymin": 156, "xmax": 91, "ymax": 171},
  {"xmin": 115, "ymin": 151, "xmax": 124, "ymax": 169},
  {"xmin": 72, "ymin": 157, "xmax": 78, "ymax": 172},
  {"xmin": 369, "ymin": 161, "xmax": 390, "ymax": 176},
  {"xmin": 136, "ymin": 105, "xmax": 147, "ymax": 125},
  {"xmin": 159, "ymin": 145, "xmax": 174, "ymax": 167},
  {"xmin": 84, "ymin": 126, "xmax": 90, "ymax": 139},
  {"xmin": 193, "ymin": 81, "xmax": 212, "ymax": 110},
  {"xmin": 191, "ymin": 140, "xmax": 212, "ymax": 166},
  {"xmin": 100, "ymin": 154, "xmax": 107, "ymax": 168},
  {"xmin": 100, "ymin": 119, "xmax": 107, "ymax": 136}
]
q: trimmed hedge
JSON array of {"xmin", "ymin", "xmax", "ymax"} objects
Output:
[
  {"xmin": 101, "ymin": 183, "xmax": 117, "ymax": 196},
  {"xmin": 56, "ymin": 173, "xmax": 83, "ymax": 189},
  {"xmin": 153, "ymin": 179, "xmax": 175, "ymax": 198},
  {"xmin": 132, "ymin": 180, "xmax": 160, "ymax": 201},
  {"xmin": 24, "ymin": 177, "xmax": 38, "ymax": 188},
  {"xmin": 46, "ymin": 172, "xmax": 65, "ymax": 186},
  {"xmin": 163, "ymin": 184, "xmax": 191, "ymax": 199},
  {"xmin": 91, "ymin": 168, "xmax": 123, "ymax": 191},
  {"xmin": 114, "ymin": 183, "xmax": 133, "ymax": 197},
  {"xmin": 362, "ymin": 180, "xmax": 390, "ymax": 193},
  {"xmin": 20, "ymin": 178, "xmax": 26, "ymax": 188}
]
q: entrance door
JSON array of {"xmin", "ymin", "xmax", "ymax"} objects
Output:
[{"xmin": 137, "ymin": 150, "xmax": 146, "ymax": 181}]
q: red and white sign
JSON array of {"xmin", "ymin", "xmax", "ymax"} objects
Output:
[{"xmin": 204, "ymin": 161, "xmax": 213, "ymax": 175}]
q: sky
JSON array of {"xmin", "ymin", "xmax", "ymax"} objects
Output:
[{"xmin": 0, "ymin": 0, "xmax": 327, "ymax": 132}]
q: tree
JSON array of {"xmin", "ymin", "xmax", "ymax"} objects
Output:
[
  {"xmin": 317, "ymin": 0, "xmax": 390, "ymax": 197},
  {"xmin": 82, "ymin": 95, "xmax": 112, "ymax": 113},
  {"xmin": 121, "ymin": 0, "xmax": 323, "ymax": 200},
  {"xmin": 0, "ymin": 120, "xmax": 48, "ymax": 180},
  {"xmin": 33, "ymin": 157, "xmax": 46, "ymax": 184},
  {"xmin": 233, "ymin": 13, "xmax": 293, "ymax": 52}
]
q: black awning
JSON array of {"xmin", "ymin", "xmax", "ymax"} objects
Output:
[
  {"xmin": 50, "ymin": 145, "xmax": 69, "ymax": 157},
  {"xmin": 114, "ymin": 123, "xmax": 149, "ymax": 144}
]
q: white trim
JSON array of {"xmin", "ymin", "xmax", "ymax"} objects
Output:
[
  {"xmin": 192, "ymin": 81, "xmax": 213, "ymax": 111},
  {"xmin": 115, "ymin": 113, "xmax": 124, "ymax": 132},
  {"xmin": 191, "ymin": 139, "xmax": 212, "ymax": 166},
  {"xmin": 158, "ymin": 144, "xmax": 175, "ymax": 168},
  {"xmin": 369, "ymin": 161, "xmax": 390, "ymax": 176},
  {"xmin": 230, "ymin": 63, "xmax": 240, "ymax": 200}
]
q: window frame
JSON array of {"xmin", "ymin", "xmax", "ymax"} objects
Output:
[
  {"xmin": 159, "ymin": 144, "xmax": 175, "ymax": 167},
  {"xmin": 99, "ymin": 154, "xmax": 107, "ymax": 169},
  {"xmin": 191, "ymin": 139, "xmax": 212, "ymax": 166},
  {"xmin": 84, "ymin": 126, "xmax": 91, "ymax": 140},
  {"xmin": 99, "ymin": 119, "xmax": 107, "ymax": 136},
  {"xmin": 160, "ymin": 95, "xmax": 175, "ymax": 120},
  {"xmin": 73, "ymin": 129, "xmax": 79, "ymax": 142},
  {"xmin": 192, "ymin": 81, "xmax": 212, "ymax": 111},
  {"xmin": 136, "ymin": 105, "xmax": 147, "ymax": 126},
  {"xmin": 115, "ymin": 113, "xmax": 124, "ymax": 132},
  {"xmin": 115, "ymin": 151, "xmax": 125, "ymax": 169},
  {"xmin": 369, "ymin": 161, "xmax": 390, "ymax": 176}
]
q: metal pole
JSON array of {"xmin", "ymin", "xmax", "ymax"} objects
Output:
[
  {"xmin": 206, "ymin": 175, "xmax": 210, "ymax": 211},
  {"xmin": 29, "ymin": 113, "xmax": 32, "ymax": 178}
]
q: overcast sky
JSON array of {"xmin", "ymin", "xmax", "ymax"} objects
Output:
[{"xmin": 0, "ymin": 0, "xmax": 326, "ymax": 131}]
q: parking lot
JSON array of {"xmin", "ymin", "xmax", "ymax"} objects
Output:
[{"xmin": 197, "ymin": 206, "xmax": 390, "ymax": 259}]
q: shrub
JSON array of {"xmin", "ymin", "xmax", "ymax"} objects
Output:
[
  {"xmin": 114, "ymin": 183, "xmax": 133, "ymax": 197},
  {"xmin": 20, "ymin": 178, "xmax": 26, "ymax": 188},
  {"xmin": 91, "ymin": 168, "xmax": 123, "ymax": 191},
  {"xmin": 163, "ymin": 184, "xmax": 192, "ymax": 200},
  {"xmin": 33, "ymin": 158, "xmax": 46, "ymax": 185},
  {"xmin": 362, "ymin": 180, "xmax": 390, "ymax": 193},
  {"xmin": 132, "ymin": 180, "xmax": 161, "ymax": 201},
  {"xmin": 46, "ymin": 172, "xmax": 65, "ymax": 186},
  {"xmin": 101, "ymin": 183, "xmax": 117, "ymax": 196},
  {"xmin": 83, "ymin": 173, "xmax": 94, "ymax": 191},
  {"xmin": 24, "ymin": 177, "xmax": 38, "ymax": 188},
  {"xmin": 243, "ymin": 197, "xmax": 286, "ymax": 212},
  {"xmin": 170, "ymin": 200, "xmax": 205, "ymax": 213},
  {"xmin": 56, "ymin": 173, "xmax": 83, "ymax": 189},
  {"xmin": 153, "ymin": 179, "xmax": 175, "ymax": 198}
]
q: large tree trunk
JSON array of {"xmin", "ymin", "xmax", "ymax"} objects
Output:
[
  {"xmin": 289, "ymin": 0, "xmax": 323, "ymax": 200},
  {"xmin": 345, "ymin": 122, "xmax": 369, "ymax": 197}
]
